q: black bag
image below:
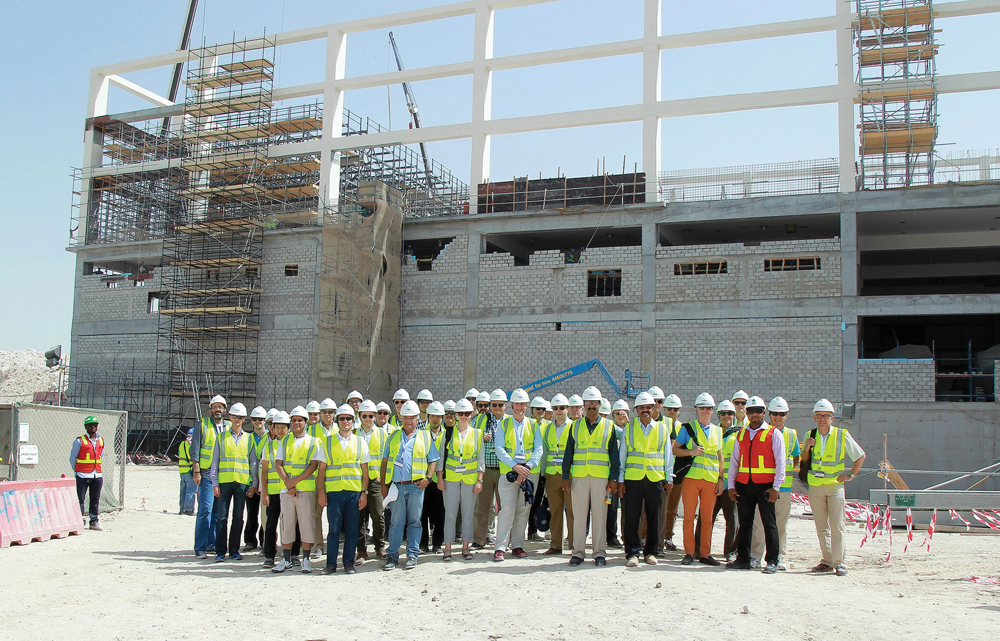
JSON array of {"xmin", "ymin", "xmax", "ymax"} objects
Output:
[
  {"xmin": 798, "ymin": 428, "xmax": 817, "ymax": 484},
  {"xmin": 671, "ymin": 422, "xmax": 699, "ymax": 481}
]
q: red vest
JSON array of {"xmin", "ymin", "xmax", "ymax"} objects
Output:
[
  {"xmin": 734, "ymin": 426, "xmax": 776, "ymax": 484},
  {"xmin": 75, "ymin": 435, "xmax": 104, "ymax": 474}
]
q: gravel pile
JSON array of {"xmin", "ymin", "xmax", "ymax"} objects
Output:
[{"xmin": 0, "ymin": 349, "xmax": 62, "ymax": 403}]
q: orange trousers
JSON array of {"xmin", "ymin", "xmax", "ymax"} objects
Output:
[{"xmin": 682, "ymin": 477, "xmax": 718, "ymax": 556}]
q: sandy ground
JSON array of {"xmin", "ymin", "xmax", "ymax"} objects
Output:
[{"xmin": 2, "ymin": 466, "xmax": 998, "ymax": 641}]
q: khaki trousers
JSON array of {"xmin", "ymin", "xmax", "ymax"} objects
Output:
[
  {"xmin": 571, "ymin": 476, "xmax": 609, "ymax": 560},
  {"xmin": 545, "ymin": 472, "xmax": 574, "ymax": 551},
  {"xmin": 312, "ymin": 490, "xmax": 325, "ymax": 553},
  {"xmin": 752, "ymin": 492, "xmax": 791, "ymax": 561},
  {"xmin": 659, "ymin": 479, "xmax": 684, "ymax": 547},
  {"xmin": 473, "ymin": 468, "xmax": 501, "ymax": 546},
  {"xmin": 808, "ymin": 483, "xmax": 847, "ymax": 566}
]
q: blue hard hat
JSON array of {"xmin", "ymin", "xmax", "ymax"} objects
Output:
[{"xmin": 186, "ymin": 428, "xmax": 194, "ymax": 436}]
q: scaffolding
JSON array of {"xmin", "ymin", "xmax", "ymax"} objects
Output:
[{"xmin": 855, "ymin": 0, "xmax": 939, "ymax": 189}]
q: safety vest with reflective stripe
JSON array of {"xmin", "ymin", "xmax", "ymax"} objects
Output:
[
  {"xmin": 308, "ymin": 423, "xmax": 331, "ymax": 440},
  {"xmin": 178, "ymin": 440, "xmax": 192, "ymax": 475},
  {"xmin": 389, "ymin": 415, "xmax": 403, "ymax": 433},
  {"xmin": 358, "ymin": 426, "xmax": 387, "ymax": 480},
  {"xmin": 218, "ymin": 430, "xmax": 252, "ymax": 485},
  {"xmin": 808, "ymin": 425, "xmax": 847, "ymax": 487},
  {"xmin": 384, "ymin": 429, "xmax": 432, "ymax": 482},
  {"xmin": 685, "ymin": 422, "xmax": 723, "ymax": 484},
  {"xmin": 653, "ymin": 415, "xmax": 678, "ymax": 439},
  {"xmin": 499, "ymin": 416, "xmax": 537, "ymax": 474},
  {"xmin": 543, "ymin": 420, "xmax": 572, "ymax": 475},
  {"xmin": 429, "ymin": 428, "xmax": 447, "ymax": 457},
  {"xmin": 780, "ymin": 427, "xmax": 798, "ymax": 490},
  {"xmin": 721, "ymin": 432, "xmax": 736, "ymax": 484},
  {"xmin": 323, "ymin": 433, "xmax": 366, "ymax": 492},
  {"xmin": 570, "ymin": 417, "xmax": 613, "ymax": 478},
  {"xmin": 735, "ymin": 426, "xmax": 777, "ymax": 484},
  {"xmin": 75, "ymin": 435, "xmax": 104, "ymax": 474},
  {"xmin": 444, "ymin": 427, "xmax": 482, "ymax": 485},
  {"xmin": 197, "ymin": 418, "xmax": 230, "ymax": 468},
  {"xmin": 280, "ymin": 434, "xmax": 319, "ymax": 492},
  {"xmin": 624, "ymin": 418, "xmax": 667, "ymax": 481},
  {"xmin": 263, "ymin": 437, "xmax": 283, "ymax": 495}
]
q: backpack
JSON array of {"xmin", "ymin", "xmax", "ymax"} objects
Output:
[
  {"xmin": 798, "ymin": 428, "xmax": 817, "ymax": 484},
  {"xmin": 671, "ymin": 422, "xmax": 700, "ymax": 482}
]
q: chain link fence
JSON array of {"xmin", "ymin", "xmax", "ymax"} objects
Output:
[{"xmin": 3, "ymin": 403, "xmax": 127, "ymax": 512}]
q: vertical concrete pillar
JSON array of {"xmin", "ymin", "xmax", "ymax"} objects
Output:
[
  {"xmin": 320, "ymin": 30, "xmax": 347, "ymax": 210},
  {"xmin": 641, "ymin": 221, "xmax": 657, "ymax": 378},
  {"xmin": 841, "ymin": 201, "xmax": 859, "ymax": 402},
  {"xmin": 470, "ymin": 7, "xmax": 494, "ymax": 213},
  {"xmin": 835, "ymin": 0, "xmax": 857, "ymax": 192},
  {"xmin": 641, "ymin": 0, "xmax": 662, "ymax": 203},
  {"xmin": 465, "ymin": 231, "xmax": 481, "ymax": 388}
]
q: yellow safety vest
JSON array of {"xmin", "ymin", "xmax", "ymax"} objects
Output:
[
  {"xmin": 178, "ymin": 440, "xmax": 192, "ymax": 475},
  {"xmin": 280, "ymin": 434, "xmax": 319, "ymax": 492},
  {"xmin": 780, "ymin": 427, "xmax": 798, "ymax": 490},
  {"xmin": 499, "ymin": 416, "xmax": 537, "ymax": 474},
  {"xmin": 323, "ymin": 433, "xmax": 366, "ymax": 493},
  {"xmin": 263, "ymin": 437, "xmax": 283, "ymax": 495},
  {"xmin": 623, "ymin": 418, "xmax": 667, "ymax": 481},
  {"xmin": 686, "ymin": 422, "xmax": 723, "ymax": 484},
  {"xmin": 384, "ymin": 429, "xmax": 432, "ymax": 482},
  {"xmin": 429, "ymin": 428, "xmax": 447, "ymax": 455},
  {"xmin": 808, "ymin": 426, "xmax": 848, "ymax": 487},
  {"xmin": 444, "ymin": 427, "xmax": 482, "ymax": 485},
  {"xmin": 308, "ymin": 423, "xmax": 331, "ymax": 440},
  {"xmin": 218, "ymin": 430, "xmax": 252, "ymax": 485},
  {"xmin": 543, "ymin": 420, "xmax": 572, "ymax": 475},
  {"xmin": 197, "ymin": 418, "xmax": 230, "ymax": 468},
  {"xmin": 570, "ymin": 416, "xmax": 612, "ymax": 479},
  {"xmin": 359, "ymin": 426, "xmax": 387, "ymax": 480},
  {"xmin": 721, "ymin": 432, "xmax": 736, "ymax": 484}
]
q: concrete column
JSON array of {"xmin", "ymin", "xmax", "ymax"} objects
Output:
[
  {"xmin": 835, "ymin": 0, "xmax": 857, "ymax": 192},
  {"xmin": 641, "ymin": 0, "xmax": 662, "ymax": 203},
  {"xmin": 841, "ymin": 200, "xmax": 859, "ymax": 402},
  {"xmin": 641, "ymin": 221, "xmax": 657, "ymax": 377},
  {"xmin": 470, "ymin": 6, "xmax": 494, "ymax": 213},
  {"xmin": 320, "ymin": 30, "xmax": 348, "ymax": 211},
  {"xmin": 465, "ymin": 231, "xmax": 481, "ymax": 388}
]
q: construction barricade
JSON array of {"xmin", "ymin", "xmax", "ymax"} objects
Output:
[{"xmin": 0, "ymin": 477, "xmax": 84, "ymax": 548}]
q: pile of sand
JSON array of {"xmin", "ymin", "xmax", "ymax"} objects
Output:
[{"xmin": 0, "ymin": 349, "xmax": 62, "ymax": 403}]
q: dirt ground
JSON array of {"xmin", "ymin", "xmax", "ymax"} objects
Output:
[{"xmin": 2, "ymin": 466, "xmax": 998, "ymax": 641}]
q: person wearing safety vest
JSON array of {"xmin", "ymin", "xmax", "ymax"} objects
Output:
[
  {"xmin": 672, "ymin": 393, "xmax": 725, "ymax": 566},
  {"xmin": 801, "ymin": 398, "xmax": 866, "ymax": 577},
  {"xmin": 540, "ymin": 393, "xmax": 575, "ymax": 555},
  {"xmin": 415, "ymin": 389, "xmax": 434, "ymax": 430},
  {"xmin": 316, "ymin": 404, "xmax": 370, "ymax": 574},
  {"xmin": 273, "ymin": 406, "xmax": 324, "ymax": 573},
  {"xmin": 471, "ymin": 389, "xmax": 505, "ymax": 549},
  {"xmin": 305, "ymin": 399, "xmax": 327, "ymax": 558},
  {"xmin": 70, "ymin": 415, "xmax": 105, "ymax": 531},
  {"xmin": 380, "ymin": 400, "xmax": 440, "ymax": 571},
  {"xmin": 315, "ymin": 398, "xmax": 337, "ymax": 438},
  {"xmin": 492, "ymin": 388, "xmax": 544, "ymax": 562},
  {"xmin": 305, "ymin": 400, "xmax": 322, "ymax": 435},
  {"xmin": 604, "ymin": 398, "xmax": 625, "ymax": 550},
  {"xmin": 725, "ymin": 395, "xmax": 786, "ymax": 574},
  {"xmin": 208, "ymin": 402, "xmax": 258, "ymax": 563},
  {"xmin": 436, "ymin": 398, "xmax": 485, "ymax": 561},
  {"xmin": 389, "ymin": 388, "xmax": 410, "ymax": 431},
  {"xmin": 694, "ymin": 399, "xmax": 739, "ymax": 561},
  {"xmin": 177, "ymin": 427, "xmax": 196, "ymax": 516},
  {"xmin": 751, "ymin": 397, "xmax": 800, "ymax": 570},
  {"xmin": 420, "ymin": 401, "xmax": 448, "ymax": 553},
  {"xmin": 242, "ymin": 406, "xmax": 268, "ymax": 552},
  {"xmin": 527, "ymin": 396, "xmax": 552, "ymax": 543},
  {"xmin": 562, "ymin": 386, "xmax": 621, "ymax": 567},
  {"xmin": 659, "ymin": 393, "xmax": 684, "ymax": 555},
  {"xmin": 731, "ymin": 390, "xmax": 751, "ymax": 429},
  {"xmin": 356, "ymin": 400, "xmax": 388, "ymax": 562},
  {"xmin": 191, "ymin": 395, "xmax": 231, "ymax": 558},
  {"xmin": 258, "ymin": 412, "xmax": 298, "ymax": 568},
  {"xmin": 346, "ymin": 390, "xmax": 364, "ymax": 431},
  {"xmin": 617, "ymin": 392, "xmax": 673, "ymax": 567}
]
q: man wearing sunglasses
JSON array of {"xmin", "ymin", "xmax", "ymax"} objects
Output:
[
  {"xmin": 695, "ymin": 399, "xmax": 739, "ymax": 562},
  {"xmin": 317, "ymin": 404, "xmax": 370, "ymax": 574},
  {"xmin": 346, "ymin": 390, "xmax": 364, "ymax": 430},
  {"xmin": 540, "ymin": 393, "xmax": 574, "ymax": 555},
  {"xmin": 731, "ymin": 391, "xmax": 750, "ymax": 429},
  {"xmin": 391, "ymin": 389, "xmax": 410, "ymax": 430},
  {"xmin": 356, "ymin": 399, "xmax": 387, "ymax": 561},
  {"xmin": 750, "ymin": 397, "xmax": 800, "ymax": 570},
  {"xmin": 309, "ymin": 398, "xmax": 337, "ymax": 556},
  {"xmin": 725, "ymin": 395, "xmax": 786, "ymax": 574},
  {"xmin": 673, "ymin": 393, "xmax": 725, "ymax": 566},
  {"xmin": 659, "ymin": 393, "xmax": 684, "ymax": 555},
  {"xmin": 242, "ymin": 406, "xmax": 269, "ymax": 552},
  {"xmin": 472, "ymin": 389, "xmax": 506, "ymax": 548},
  {"xmin": 493, "ymin": 388, "xmax": 543, "ymax": 561}
]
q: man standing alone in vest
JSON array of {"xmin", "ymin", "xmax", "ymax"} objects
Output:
[
  {"xmin": 70, "ymin": 415, "xmax": 105, "ymax": 531},
  {"xmin": 726, "ymin": 396, "xmax": 786, "ymax": 574},
  {"xmin": 317, "ymin": 404, "xmax": 370, "ymax": 574},
  {"xmin": 191, "ymin": 395, "xmax": 231, "ymax": 557},
  {"xmin": 210, "ymin": 403, "xmax": 258, "ymax": 562},
  {"xmin": 802, "ymin": 399, "xmax": 865, "ymax": 577},
  {"xmin": 673, "ymin": 393, "xmax": 725, "ymax": 566},
  {"xmin": 492, "ymin": 388, "xmax": 543, "ymax": 561},
  {"xmin": 177, "ymin": 428, "xmax": 196, "ymax": 515}
]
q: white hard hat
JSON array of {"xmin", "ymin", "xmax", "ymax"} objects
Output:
[
  {"xmin": 416, "ymin": 389, "xmax": 434, "ymax": 401},
  {"xmin": 265, "ymin": 408, "xmax": 279, "ymax": 421},
  {"xmin": 250, "ymin": 406, "xmax": 267, "ymax": 419},
  {"xmin": 427, "ymin": 401, "xmax": 445, "ymax": 416},
  {"xmin": 336, "ymin": 404, "xmax": 356, "ymax": 418},
  {"xmin": 717, "ymin": 400, "xmax": 736, "ymax": 412},
  {"xmin": 529, "ymin": 396, "xmax": 548, "ymax": 409},
  {"xmin": 510, "ymin": 388, "xmax": 530, "ymax": 403},
  {"xmin": 290, "ymin": 405, "xmax": 309, "ymax": 419},
  {"xmin": 465, "ymin": 388, "xmax": 480, "ymax": 399},
  {"xmin": 732, "ymin": 390, "xmax": 750, "ymax": 402},
  {"xmin": 209, "ymin": 395, "xmax": 227, "ymax": 407},
  {"xmin": 443, "ymin": 400, "xmax": 456, "ymax": 412},
  {"xmin": 646, "ymin": 386, "xmax": 665, "ymax": 401},
  {"xmin": 568, "ymin": 394, "xmax": 583, "ymax": 407},
  {"xmin": 813, "ymin": 398, "xmax": 835, "ymax": 413},
  {"xmin": 633, "ymin": 392, "xmax": 655, "ymax": 407},
  {"xmin": 490, "ymin": 389, "xmax": 508, "ymax": 402},
  {"xmin": 456, "ymin": 398, "xmax": 475, "ymax": 412},
  {"xmin": 376, "ymin": 401, "xmax": 392, "ymax": 412},
  {"xmin": 228, "ymin": 402, "xmax": 247, "ymax": 417},
  {"xmin": 476, "ymin": 391, "xmax": 491, "ymax": 403},
  {"xmin": 746, "ymin": 396, "xmax": 766, "ymax": 409},
  {"xmin": 598, "ymin": 399, "xmax": 612, "ymax": 414},
  {"xmin": 768, "ymin": 396, "xmax": 790, "ymax": 413},
  {"xmin": 581, "ymin": 386, "xmax": 602, "ymax": 402},
  {"xmin": 550, "ymin": 393, "xmax": 569, "ymax": 407},
  {"xmin": 359, "ymin": 400, "xmax": 377, "ymax": 413},
  {"xmin": 305, "ymin": 400, "xmax": 321, "ymax": 413},
  {"xmin": 319, "ymin": 398, "xmax": 337, "ymax": 411},
  {"xmin": 272, "ymin": 411, "xmax": 291, "ymax": 424},
  {"xmin": 399, "ymin": 400, "xmax": 420, "ymax": 417},
  {"xmin": 613, "ymin": 399, "xmax": 631, "ymax": 412},
  {"xmin": 393, "ymin": 389, "xmax": 410, "ymax": 401},
  {"xmin": 347, "ymin": 390, "xmax": 363, "ymax": 401},
  {"xmin": 663, "ymin": 394, "xmax": 682, "ymax": 409},
  {"xmin": 694, "ymin": 393, "xmax": 716, "ymax": 408}
]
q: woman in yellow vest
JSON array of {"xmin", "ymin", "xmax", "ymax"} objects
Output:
[
  {"xmin": 801, "ymin": 399, "xmax": 865, "ymax": 577},
  {"xmin": 437, "ymin": 398, "xmax": 484, "ymax": 561},
  {"xmin": 317, "ymin": 404, "xmax": 370, "ymax": 574},
  {"xmin": 209, "ymin": 403, "xmax": 258, "ymax": 563},
  {"xmin": 421, "ymin": 401, "xmax": 448, "ymax": 553},
  {"xmin": 177, "ymin": 428, "xmax": 196, "ymax": 515}
]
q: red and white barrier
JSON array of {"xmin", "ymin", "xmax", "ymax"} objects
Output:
[{"xmin": 0, "ymin": 478, "xmax": 85, "ymax": 548}]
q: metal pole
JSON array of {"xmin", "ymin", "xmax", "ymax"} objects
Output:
[
  {"xmin": 924, "ymin": 461, "xmax": 1000, "ymax": 490},
  {"xmin": 883, "ymin": 434, "xmax": 887, "ymax": 490}
]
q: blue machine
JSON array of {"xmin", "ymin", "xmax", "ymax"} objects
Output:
[{"xmin": 516, "ymin": 360, "xmax": 648, "ymax": 399}]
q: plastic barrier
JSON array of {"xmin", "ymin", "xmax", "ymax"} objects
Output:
[{"xmin": 0, "ymin": 477, "xmax": 85, "ymax": 547}]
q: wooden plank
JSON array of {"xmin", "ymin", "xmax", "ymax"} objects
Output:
[
  {"xmin": 159, "ymin": 306, "xmax": 252, "ymax": 315},
  {"xmin": 860, "ymin": 44, "xmax": 937, "ymax": 66},
  {"xmin": 220, "ymin": 58, "xmax": 273, "ymax": 73},
  {"xmin": 170, "ymin": 287, "xmax": 262, "ymax": 296},
  {"xmin": 185, "ymin": 68, "xmax": 272, "ymax": 90},
  {"xmin": 857, "ymin": 6, "xmax": 933, "ymax": 30},
  {"xmin": 169, "ymin": 257, "xmax": 262, "ymax": 269}
]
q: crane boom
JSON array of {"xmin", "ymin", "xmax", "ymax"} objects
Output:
[
  {"xmin": 388, "ymin": 31, "xmax": 435, "ymax": 194},
  {"xmin": 160, "ymin": 0, "xmax": 200, "ymax": 137}
]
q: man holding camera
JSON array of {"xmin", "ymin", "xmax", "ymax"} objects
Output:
[{"xmin": 493, "ymin": 388, "xmax": 543, "ymax": 561}]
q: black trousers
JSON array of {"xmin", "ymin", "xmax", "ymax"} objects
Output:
[
  {"xmin": 622, "ymin": 478, "xmax": 663, "ymax": 558},
  {"xmin": 695, "ymin": 487, "xmax": 737, "ymax": 557},
  {"xmin": 734, "ymin": 481, "xmax": 778, "ymax": 564},
  {"xmin": 264, "ymin": 493, "xmax": 301, "ymax": 560},
  {"xmin": 527, "ymin": 476, "xmax": 545, "ymax": 536},
  {"xmin": 76, "ymin": 476, "xmax": 103, "ymax": 524},
  {"xmin": 215, "ymin": 482, "xmax": 247, "ymax": 557},
  {"xmin": 420, "ymin": 482, "xmax": 445, "ymax": 549},
  {"xmin": 244, "ymin": 492, "xmax": 262, "ymax": 548},
  {"xmin": 607, "ymin": 493, "xmax": 620, "ymax": 542}
]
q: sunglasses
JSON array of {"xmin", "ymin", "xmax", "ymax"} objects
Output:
[
  {"xmin": 654, "ymin": 399, "xmax": 664, "ymax": 404},
  {"xmin": 733, "ymin": 401, "xmax": 747, "ymax": 406},
  {"xmin": 457, "ymin": 411, "xmax": 473, "ymax": 417},
  {"xmin": 360, "ymin": 413, "xmax": 375, "ymax": 419},
  {"xmin": 321, "ymin": 410, "xmax": 335, "ymax": 414},
  {"xmin": 477, "ymin": 403, "xmax": 489, "ymax": 408},
  {"xmin": 718, "ymin": 411, "xmax": 735, "ymax": 416},
  {"xmin": 377, "ymin": 410, "xmax": 390, "ymax": 415},
  {"xmin": 552, "ymin": 406, "xmax": 568, "ymax": 411},
  {"xmin": 746, "ymin": 408, "xmax": 765, "ymax": 414},
  {"xmin": 769, "ymin": 412, "xmax": 787, "ymax": 417},
  {"xmin": 394, "ymin": 400, "xmax": 404, "ymax": 405},
  {"xmin": 490, "ymin": 403, "xmax": 505, "ymax": 408},
  {"xmin": 337, "ymin": 416, "xmax": 353, "ymax": 422},
  {"xmin": 251, "ymin": 417, "xmax": 264, "ymax": 421}
]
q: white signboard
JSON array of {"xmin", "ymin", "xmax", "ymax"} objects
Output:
[
  {"xmin": 18, "ymin": 444, "xmax": 39, "ymax": 465},
  {"xmin": 18, "ymin": 422, "xmax": 29, "ymax": 442}
]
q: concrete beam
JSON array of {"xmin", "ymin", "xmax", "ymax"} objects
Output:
[
  {"xmin": 859, "ymin": 230, "xmax": 1000, "ymax": 251},
  {"xmin": 856, "ymin": 293, "xmax": 1000, "ymax": 316},
  {"xmin": 862, "ymin": 262, "xmax": 1000, "ymax": 279},
  {"xmin": 483, "ymin": 234, "xmax": 532, "ymax": 263}
]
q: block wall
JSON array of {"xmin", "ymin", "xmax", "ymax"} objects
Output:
[
  {"xmin": 257, "ymin": 328, "xmax": 314, "ymax": 405},
  {"xmin": 857, "ymin": 359, "xmax": 936, "ymax": 402},
  {"xmin": 402, "ymin": 235, "xmax": 469, "ymax": 275},
  {"xmin": 399, "ymin": 324, "xmax": 466, "ymax": 400},
  {"xmin": 77, "ymin": 272, "xmax": 161, "ymax": 323},
  {"xmin": 260, "ymin": 237, "xmax": 318, "ymax": 315}
]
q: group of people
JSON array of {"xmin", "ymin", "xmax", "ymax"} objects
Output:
[{"xmin": 169, "ymin": 385, "xmax": 866, "ymax": 576}]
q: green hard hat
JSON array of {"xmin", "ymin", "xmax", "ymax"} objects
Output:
[{"xmin": 84, "ymin": 415, "xmax": 99, "ymax": 425}]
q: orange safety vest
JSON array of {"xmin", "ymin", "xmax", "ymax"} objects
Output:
[
  {"xmin": 734, "ymin": 426, "xmax": 776, "ymax": 485},
  {"xmin": 75, "ymin": 434, "xmax": 105, "ymax": 474}
]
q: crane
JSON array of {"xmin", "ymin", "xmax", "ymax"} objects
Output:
[
  {"xmin": 159, "ymin": 0, "xmax": 200, "ymax": 137},
  {"xmin": 388, "ymin": 31, "xmax": 436, "ymax": 195},
  {"xmin": 516, "ymin": 360, "xmax": 648, "ymax": 399}
]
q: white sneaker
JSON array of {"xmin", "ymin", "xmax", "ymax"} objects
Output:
[
  {"xmin": 626, "ymin": 556, "xmax": 639, "ymax": 567},
  {"xmin": 301, "ymin": 557, "xmax": 313, "ymax": 573},
  {"xmin": 777, "ymin": 561, "xmax": 788, "ymax": 571},
  {"xmin": 644, "ymin": 555, "xmax": 658, "ymax": 566},
  {"xmin": 271, "ymin": 559, "xmax": 293, "ymax": 573},
  {"xmin": 749, "ymin": 558, "xmax": 761, "ymax": 569}
]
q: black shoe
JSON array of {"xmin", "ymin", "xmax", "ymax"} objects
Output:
[
  {"xmin": 322, "ymin": 566, "xmax": 336, "ymax": 575},
  {"xmin": 471, "ymin": 542, "xmax": 485, "ymax": 549},
  {"xmin": 699, "ymin": 555, "xmax": 721, "ymax": 566},
  {"xmin": 606, "ymin": 539, "xmax": 623, "ymax": 549},
  {"xmin": 595, "ymin": 557, "xmax": 607, "ymax": 566},
  {"xmin": 762, "ymin": 563, "xmax": 778, "ymax": 574},
  {"xmin": 654, "ymin": 550, "xmax": 667, "ymax": 559},
  {"xmin": 727, "ymin": 559, "xmax": 752, "ymax": 570},
  {"xmin": 569, "ymin": 556, "xmax": 583, "ymax": 567},
  {"xmin": 681, "ymin": 554, "xmax": 694, "ymax": 565},
  {"xmin": 345, "ymin": 566, "xmax": 356, "ymax": 575}
]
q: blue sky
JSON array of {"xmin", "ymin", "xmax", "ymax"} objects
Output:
[{"xmin": 1, "ymin": 0, "xmax": 997, "ymax": 351}]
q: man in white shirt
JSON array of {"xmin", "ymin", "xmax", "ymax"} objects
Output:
[{"xmin": 493, "ymin": 388, "xmax": 544, "ymax": 561}]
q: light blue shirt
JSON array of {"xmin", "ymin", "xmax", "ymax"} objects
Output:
[
  {"xmin": 494, "ymin": 416, "xmax": 544, "ymax": 470},
  {"xmin": 674, "ymin": 421, "xmax": 713, "ymax": 448},
  {"xmin": 617, "ymin": 419, "xmax": 674, "ymax": 483},
  {"xmin": 383, "ymin": 429, "xmax": 440, "ymax": 482}
]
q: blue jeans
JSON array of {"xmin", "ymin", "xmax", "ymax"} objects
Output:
[
  {"xmin": 194, "ymin": 476, "xmax": 217, "ymax": 554},
  {"xmin": 386, "ymin": 482, "xmax": 425, "ymax": 561},
  {"xmin": 215, "ymin": 482, "xmax": 248, "ymax": 557},
  {"xmin": 179, "ymin": 472, "xmax": 197, "ymax": 514},
  {"xmin": 326, "ymin": 490, "xmax": 361, "ymax": 569}
]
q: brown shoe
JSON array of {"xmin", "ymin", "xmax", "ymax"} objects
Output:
[
  {"xmin": 811, "ymin": 563, "xmax": 835, "ymax": 573},
  {"xmin": 88, "ymin": 523, "xmax": 103, "ymax": 531},
  {"xmin": 375, "ymin": 548, "xmax": 387, "ymax": 559},
  {"xmin": 542, "ymin": 548, "xmax": 563, "ymax": 555}
]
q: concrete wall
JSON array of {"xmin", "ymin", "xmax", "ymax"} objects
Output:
[{"xmin": 858, "ymin": 359, "xmax": 936, "ymax": 402}]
